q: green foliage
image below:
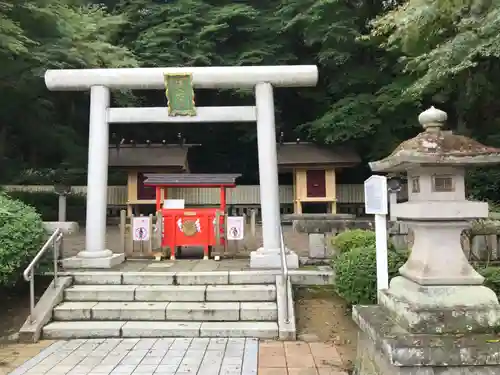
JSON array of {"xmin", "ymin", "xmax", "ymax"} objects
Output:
[
  {"xmin": 7, "ymin": 191, "xmax": 86, "ymax": 222},
  {"xmin": 0, "ymin": 193, "xmax": 46, "ymax": 287},
  {"xmin": 334, "ymin": 246, "xmax": 409, "ymax": 305},
  {"xmin": 1, "ymin": 0, "xmax": 500, "ymax": 203},
  {"xmin": 0, "ymin": 0, "xmax": 138, "ymax": 180},
  {"xmin": 9, "ymin": 168, "xmax": 127, "ymax": 186},
  {"xmin": 478, "ymin": 267, "xmax": 500, "ymax": 297},
  {"xmin": 332, "ymin": 229, "xmax": 395, "ymax": 255},
  {"xmin": 370, "ymin": 0, "xmax": 500, "ymax": 99},
  {"xmin": 467, "ymin": 167, "xmax": 500, "ymax": 203},
  {"xmin": 333, "ymin": 229, "xmax": 376, "ymax": 254}
]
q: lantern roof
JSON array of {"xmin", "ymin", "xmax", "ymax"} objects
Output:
[{"xmin": 370, "ymin": 107, "xmax": 500, "ymax": 172}]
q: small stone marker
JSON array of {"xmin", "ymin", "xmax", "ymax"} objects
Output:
[{"xmin": 308, "ymin": 233, "xmax": 326, "ymax": 258}]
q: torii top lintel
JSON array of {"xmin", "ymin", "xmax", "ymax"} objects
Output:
[{"xmin": 44, "ymin": 65, "xmax": 318, "ymax": 91}]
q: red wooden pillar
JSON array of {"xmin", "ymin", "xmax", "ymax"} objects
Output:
[
  {"xmin": 155, "ymin": 186, "xmax": 161, "ymax": 211},
  {"xmin": 219, "ymin": 186, "xmax": 227, "ymax": 249},
  {"xmin": 220, "ymin": 186, "xmax": 226, "ymax": 212}
]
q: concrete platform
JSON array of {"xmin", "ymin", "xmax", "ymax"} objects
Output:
[{"xmin": 58, "ymin": 259, "xmax": 335, "ymax": 286}]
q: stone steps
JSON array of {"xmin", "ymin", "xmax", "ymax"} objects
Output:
[
  {"xmin": 42, "ymin": 321, "xmax": 279, "ymax": 339},
  {"xmin": 41, "ymin": 278, "xmax": 282, "ymax": 339},
  {"xmin": 21, "ymin": 268, "xmax": 336, "ymax": 341},
  {"xmin": 53, "ymin": 301, "xmax": 278, "ymax": 321},
  {"xmin": 64, "ymin": 284, "xmax": 277, "ymax": 302}
]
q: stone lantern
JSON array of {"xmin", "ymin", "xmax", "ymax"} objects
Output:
[
  {"xmin": 354, "ymin": 107, "xmax": 500, "ymax": 374},
  {"xmin": 44, "ymin": 166, "xmax": 79, "ymax": 236}
]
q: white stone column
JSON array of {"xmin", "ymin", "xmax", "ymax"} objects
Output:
[
  {"xmin": 255, "ymin": 82, "xmax": 281, "ymax": 251},
  {"xmin": 58, "ymin": 195, "xmax": 67, "ymax": 222},
  {"xmin": 250, "ymin": 82, "xmax": 298, "ymax": 269},
  {"xmin": 80, "ymin": 85, "xmax": 110, "ymax": 257},
  {"xmin": 63, "ymin": 85, "xmax": 124, "ymax": 268}
]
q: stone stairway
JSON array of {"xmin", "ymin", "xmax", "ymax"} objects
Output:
[{"xmin": 41, "ymin": 272, "xmax": 284, "ymax": 340}]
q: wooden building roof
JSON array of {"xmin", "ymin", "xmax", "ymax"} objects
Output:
[
  {"xmin": 143, "ymin": 173, "xmax": 241, "ymax": 187},
  {"xmin": 277, "ymin": 142, "xmax": 360, "ymax": 167},
  {"xmin": 108, "ymin": 144, "xmax": 193, "ymax": 168}
]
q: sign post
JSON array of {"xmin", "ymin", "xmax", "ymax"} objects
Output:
[{"xmin": 364, "ymin": 175, "xmax": 389, "ymax": 297}]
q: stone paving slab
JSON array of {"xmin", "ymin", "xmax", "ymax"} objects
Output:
[
  {"xmin": 6, "ymin": 338, "xmax": 258, "ymax": 375},
  {"xmin": 258, "ymin": 341, "xmax": 347, "ymax": 375},
  {"xmin": 2, "ymin": 339, "xmax": 348, "ymax": 375}
]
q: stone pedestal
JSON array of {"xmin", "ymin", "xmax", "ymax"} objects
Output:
[
  {"xmin": 354, "ymin": 304, "xmax": 500, "ymax": 375},
  {"xmin": 397, "ymin": 220, "xmax": 484, "ymax": 285},
  {"xmin": 62, "ymin": 250, "xmax": 124, "ymax": 269},
  {"xmin": 250, "ymin": 247, "xmax": 299, "ymax": 269},
  {"xmin": 354, "ymin": 268, "xmax": 500, "ymax": 374}
]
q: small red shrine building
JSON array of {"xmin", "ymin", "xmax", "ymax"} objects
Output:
[{"xmin": 143, "ymin": 173, "xmax": 241, "ymax": 260}]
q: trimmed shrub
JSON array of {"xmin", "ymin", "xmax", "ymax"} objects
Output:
[
  {"xmin": 6, "ymin": 191, "xmax": 86, "ymax": 222},
  {"xmin": 0, "ymin": 193, "xmax": 46, "ymax": 287},
  {"xmin": 332, "ymin": 229, "xmax": 394, "ymax": 255},
  {"xmin": 334, "ymin": 245, "xmax": 409, "ymax": 305},
  {"xmin": 478, "ymin": 267, "xmax": 500, "ymax": 296}
]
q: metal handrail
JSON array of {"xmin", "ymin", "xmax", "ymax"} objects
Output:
[
  {"xmin": 23, "ymin": 228, "xmax": 63, "ymax": 324},
  {"xmin": 279, "ymin": 225, "xmax": 290, "ymax": 324}
]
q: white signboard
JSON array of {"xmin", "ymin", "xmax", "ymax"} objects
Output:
[
  {"xmin": 132, "ymin": 216, "xmax": 150, "ymax": 241},
  {"xmin": 227, "ymin": 216, "xmax": 245, "ymax": 240},
  {"xmin": 364, "ymin": 175, "xmax": 388, "ymax": 215},
  {"xmin": 163, "ymin": 199, "xmax": 185, "ymax": 209},
  {"xmin": 364, "ymin": 175, "xmax": 389, "ymax": 295}
]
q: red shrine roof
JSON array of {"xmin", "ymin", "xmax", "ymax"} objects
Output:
[{"xmin": 143, "ymin": 173, "xmax": 241, "ymax": 187}]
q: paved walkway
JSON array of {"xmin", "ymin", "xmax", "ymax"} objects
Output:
[{"xmin": 1, "ymin": 339, "xmax": 347, "ymax": 375}]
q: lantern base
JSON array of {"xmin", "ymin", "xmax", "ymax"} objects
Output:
[
  {"xmin": 353, "ymin": 304, "xmax": 500, "ymax": 375},
  {"xmin": 379, "ymin": 276, "xmax": 500, "ymax": 334}
]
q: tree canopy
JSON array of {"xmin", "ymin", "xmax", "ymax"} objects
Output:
[{"xmin": 1, "ymin": 0, "xmax": 500, "ymax": 197}]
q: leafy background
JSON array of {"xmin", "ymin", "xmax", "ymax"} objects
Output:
[{"xmin": 1, "ymin": 0, "xmax": 500, "ymax": 198}]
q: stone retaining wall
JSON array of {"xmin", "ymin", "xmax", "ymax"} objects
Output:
[{"xmin": 306, "ymin": 220, "xmax": 500, "ymax": 263}]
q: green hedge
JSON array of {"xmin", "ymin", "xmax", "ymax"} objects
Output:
[
  {"xmin": 334, "ymin": 245, "xmax": 409, "ymax": 305},
  {"xmin": 332, "ymin": 229, "xmax": 395, "ymax": 255},
  {"xmin": 478, "ymin": 267, "xmax": 500, "ymax": 296},
  {"xmin": 6, "ymin": 191, "xmax": 86, "ymax": 222},
  {"xmin": 332, "ymin": 231, "xmax": 500, "ymax": 306},
  {"xmin": 0, "ymin": 193, "xmax": 46, "ymax": 287}
]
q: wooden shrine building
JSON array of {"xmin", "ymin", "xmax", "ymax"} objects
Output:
[
  {"xmin": 109, "ymin": 143, "xmax": 195, "ymax": 215},
  {"xmin": 277, "ymin": 141, "xmax": 360, "ymax": 214}
]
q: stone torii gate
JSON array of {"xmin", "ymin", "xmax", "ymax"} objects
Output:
[{"xmin": 45, "ymin": 66, "xmax": 318, "ymax": 268}]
